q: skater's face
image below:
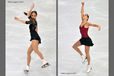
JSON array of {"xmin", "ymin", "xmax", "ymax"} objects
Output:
[
  {"xmin": 83, "ymin": 14, "xmax": 89, "ymax": 21},
  {"xmin": 31, "ymin": 12, "xmax": 37, "ymax": 19}
]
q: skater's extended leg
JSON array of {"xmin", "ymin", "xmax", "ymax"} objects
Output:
[
  {"xmin": 85, "ymin": 46, "xmax": 90, "ymax": 65},
  {"xmin": 31, "ymin": 40, "xmax": 44, "ymax": 59},
  {"xmin": 72, "ymin": 40, "xmax": 83, "ymax": 56},
  {"xmin": 85, "ymin": 46, "xmax": 92, "ymax": 72},
  {"xmin": 24, "ymin": 44, "xmax": 33, "ymax": 72},
  {"xmin": 32, "ymin": 40, "xmax": 49, "ymax": 67},
  {"xmin": 27, "ymin": 44, "xmax": 33, "ymax": 66}
]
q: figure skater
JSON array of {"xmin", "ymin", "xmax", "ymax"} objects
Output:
[
  {"xmin": 72, "ymin": 2, "xmax": 101, "ymax": 72},
  {"xmin": 14, "ymin": 3, "xmax": 49, "ymax": 72}
]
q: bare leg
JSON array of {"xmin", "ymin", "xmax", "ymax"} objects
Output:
[
  {"xmin": 27, "ymin": 44, "xmax": 33, "ymax": 66},
  {"xmin": 32, "ymin": 40, "xmax": 44, "ymax": 59},
  {"xmin": 85, "ymin": 46, "xmax": 90, "ymax": 65},
  {"xmin": 72, "ymin": 40, "xmax": 83, "ymax": 56}
]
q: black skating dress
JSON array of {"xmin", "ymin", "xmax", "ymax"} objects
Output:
[{"xmin": 25, "ymin": 20, "xmax": 41, "ymax": 44}]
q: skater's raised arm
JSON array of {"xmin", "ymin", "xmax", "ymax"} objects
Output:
[
  {"xmin": 14, "ymin": 17, "xmax": 33, "ymax": 24},
  {"xmin": 27, "ymin": 3, "xmax": 34, "ymax": 17},
  {"xmin": 88, "ymin": 23, "xmax": 101, "ymax": 31},
  {"xmin": 14, "ymin": 17, "xmax": 26, "ymax": 24},
  {"xmin": 81, "ymin": 2, "xmax": 84, "ymax": 20}
]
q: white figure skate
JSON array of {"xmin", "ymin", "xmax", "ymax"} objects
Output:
[
  {"xmin": 81, "ymin": 55, "xmax": 87, "ymax": 63},
  {"xmin": 41, "ymin": 60, "xmax": 49, "ymax": 68},
  {"xmin": 86, "ymin": 65, "xmax": 92, "ymax": 72},
  {"xmin": 24, "ymin": 65, "xmax": 30, "ymax": 72}
]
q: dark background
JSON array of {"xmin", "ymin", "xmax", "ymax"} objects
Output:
[{"xmin": 0, "ymin": 0, "xmax": 5, "ymax": 76}]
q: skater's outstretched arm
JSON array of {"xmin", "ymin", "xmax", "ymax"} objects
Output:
[
  {"xmin": 14, "ymin": 17, "xmax": 26, "ymax": 24},
  {"xmin": 27, "ymin": 3, "xmax": 35, "ymax": 17},
  {"xmin": 88, "ymin": 23, "xmax": 101, "ymax": 31},
  {"xmin": 81, "ymin": 2, "xmax": 84, "ymax": 20}
]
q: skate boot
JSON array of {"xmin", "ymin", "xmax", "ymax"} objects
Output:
[
  {"xmin": 24, "ymin": 65, "xmax": 30, "ymax": 72},
  {"xmin": 86, "ymin": 65, "xmax": 92, "ymax": 72},
  {"xmin": 41, "ymin": 59, "xmax": 49, "ymax": 68},
  {"xmin": 81, "ymin": 55, "xmax": 87, "ymax": 63}
]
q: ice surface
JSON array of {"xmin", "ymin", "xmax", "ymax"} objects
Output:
[
  {"xmin": 6, "ymin": 0, "xmax": 56, "ymax": 76},
  {"xmin": 58, "ymin": 0, "xmax": 108, "ymax": 76}
]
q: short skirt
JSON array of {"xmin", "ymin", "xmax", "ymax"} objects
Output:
[
  {"xmin": 79, "ymin": 37, "xmax": 94, "ymax": 46},
  {"xmin": 30, "ymin": 31, "xmax": 41, "ymax": 44}
]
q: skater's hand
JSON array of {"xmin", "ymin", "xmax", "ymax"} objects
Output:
[
  {"xmin": 14, "ymin": 17, "xmax": 19, "ymax": 21},
  {"xmin": 81, "ymin": 2, "xmax": 85, "ymax": 6},
  {"xmin": 88, "ymin": 23, "xmax": 101, "ymax": 31},
  {"xmin": 14, "ymin": 17, "xmax": 26, "ymax": 23},
  {"xmin": 27, "ymin": 3, "xmax": 35, "ymax": 17},
  {"xmin": 31, "ymin": 3, "xmax": 35, "ymax": 9},
  {"xmin": 97, "ymin": 26, "xmax": 101, "ymax": 31}
]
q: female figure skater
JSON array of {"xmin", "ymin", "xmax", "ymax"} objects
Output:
[
  {"xmin": 72, "ymin": 2, "xmax": 101, "ymax": 72},
  {"xmin": 14, "ymin": 4, "xmax": 49, "ymax": 72}
]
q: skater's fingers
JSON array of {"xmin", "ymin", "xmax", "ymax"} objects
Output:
[
  {"xmin": 14, "ymin": 17, "xmax": 17, "ymax": 20},
  {"xmin": 98, "ymin": 26, "xmax": 101, "ymax": 31},
  {"xmin": 14, "ymin": 17, "xmax": 18, "ymax": 20},
  {"xmin": 31, "ymin": 3, "xmax": 35, "ymax": 8},
  {"xmin": 33, "ymin": 3, "xmax": 34, "ymax": 6},
  {"xmin": 81, "ymin": 2, "xmax": 84, "ymax": 5}
]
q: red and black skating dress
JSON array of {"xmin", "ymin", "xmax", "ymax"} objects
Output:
[{"xmin": 79, "ymin": 25, "xmax": 93, "ymax": 46}]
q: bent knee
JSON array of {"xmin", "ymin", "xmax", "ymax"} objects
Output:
[
  {"xmin": 33, "ymin": 49, "xmax": 40, "ymax": 53},
  {"xmin": 72, "ymin": 44, "xmax": 78, "ymax": 49},
  {"xmin": 34, "ymin": 51, "xmax": 41, "ymax": 54},
  {"xmin": 72, "ymin": 44, "xmax": 75, "ymax": 48}
]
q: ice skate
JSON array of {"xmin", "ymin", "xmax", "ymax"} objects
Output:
[
  {"xmin": 41, "ymin": 60, "xmax": 49, "ymax": 68},
  {"xmin": 86, "ymin": 65, "xmax": 92, "ymax": 72},
  {"xmin": 81, "ymin": 55, "xmax": 87, "ymax": 63},
  {"xmin": 24, "ymin": 65, "xmax": 30, "ymax": 72}
]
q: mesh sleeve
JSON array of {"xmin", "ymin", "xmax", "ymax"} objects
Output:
[{"xmin": 25, "ymin": 21, "xmax": 32, "ymax": 24}]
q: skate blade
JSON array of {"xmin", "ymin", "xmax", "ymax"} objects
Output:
[
  {"xmin": 24, "ymin": 70, "xmax": 29, "ymax": 73},
  {"xmin": 41, "ymin": 63, "xmax": 50, "ymax": 68}
]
